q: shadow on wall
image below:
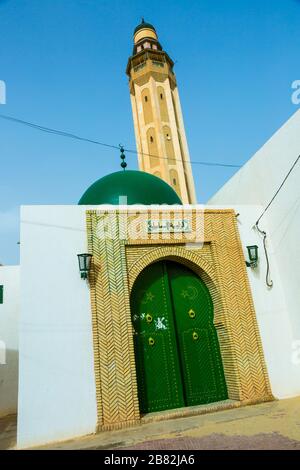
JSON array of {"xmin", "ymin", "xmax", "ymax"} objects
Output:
[{"xmin": 0, "ymin": 349, "xmax": 19, "ymax": 418}]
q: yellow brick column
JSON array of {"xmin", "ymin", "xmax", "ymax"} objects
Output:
[{"xmin": 86, "ymin": 211, "xmax": 140, "ymax": 430}]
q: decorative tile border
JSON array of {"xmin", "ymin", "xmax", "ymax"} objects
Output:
[
  {"xmin": 86, "ymin": 209, "xmax": 273, "ymax": 430},
  {"xmin": 86, "ymin": 212, "xmax": 140, "ymax": 430}
]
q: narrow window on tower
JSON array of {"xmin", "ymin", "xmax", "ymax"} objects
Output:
[
  {"xmin": 170, "ymin": 169, "xmax": 181, "ymax": 196},
  {"xmin": 0, "ymin": 286, "xmax": 3, "ymax": 304},
  {"xmin": 147, "ymin": 128, "xmax": 159, "ymax": 167},
  {"xmin": 142, "ymin": 89, "xmax": 153, "ymax": 124},
  {"xmin": 158, "ymin": 87, "xmax": 169, "ymax": 121}
]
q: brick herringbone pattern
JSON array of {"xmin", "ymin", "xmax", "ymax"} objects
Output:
[
  {"xmin": 87, "ymin": 212, "xmax": 140, "ymax": 430},
  {"xmin": 207, "ymin": 211, "xmax": 272, "ymax": 401},
  {"xmin": 86, "ymin": 208, "xmax": 273, "ymax": 432}
]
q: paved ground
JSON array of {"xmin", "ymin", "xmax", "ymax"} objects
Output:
[
  {"xmin": 0, "ymin": 414, "xmax": 17, "ymax": 450},
  {"xmin": 1, "ymin": 397, "xmax": 300, "ymax": 450},
  {"xmin": 120, "ymin": 433, "xmax": 300, "ymax": 450}
]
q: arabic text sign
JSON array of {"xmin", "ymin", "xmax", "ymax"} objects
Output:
[{"xmin": 147, "ymin": 219, "xmax": 191, "ymax": 233}]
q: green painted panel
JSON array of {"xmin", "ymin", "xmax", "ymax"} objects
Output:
[
  {"xmin": 167, "ymin": 261, "xmax": 228, "ymax": 405},
  {"xmin": 131, "ymin": 261, "xmax": 185, "ymax": 413},
  {"xmin": 131, "ymin": 260, "xmax": 228, "ymax": 414}
]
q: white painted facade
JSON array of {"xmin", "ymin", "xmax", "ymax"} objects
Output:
[
  {"xmin": 0, "ymin": 265, "xmax": 20, "ymax": 417},
  {"xmin": 17, "ymin": 199, "xmax": 300, "ymax": 447},
  {"xmin": 209, "ymin": 109, "xmax": 300, "ymax": 399},
  {"xmin": 14, "ymin": 108, "xmax": 300, "ymax": 447},
  {"xmin": 17, "ymin": 206, "xmax": 98, "ymax": 448},
  {"xmin": 208, "ymin": 204, "xmax": 300, "ymax": 399}
]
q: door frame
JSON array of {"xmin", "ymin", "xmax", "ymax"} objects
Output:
[{"xmin": 86, "ymin": 209, "xmax": 273, "ymax": 431}]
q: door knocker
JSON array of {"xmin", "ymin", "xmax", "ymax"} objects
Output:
[
  {"xmin": 148, "ymin": 337, "xmax": 155, "ymax": 346},
  {"xmin": 192, "ymin": 331, "xmax": 199, "ymax": 341},
  {"xmin": 188, "ymin": 309, "xmax": 196, "ymax": 319},
  {"xmin": 146, "ymin": 313, "xmax": 153, "ymax": 323}
]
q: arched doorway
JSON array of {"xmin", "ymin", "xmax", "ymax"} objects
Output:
[{"xmin": 130, "ymin": 260, "xmax": 228, "ymax": 414}]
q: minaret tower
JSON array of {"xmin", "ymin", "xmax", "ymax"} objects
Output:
[{"xmin": 126, "ymin": 19, "xmax": 197, "ymax": 204}]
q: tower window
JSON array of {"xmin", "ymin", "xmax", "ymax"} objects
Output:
[
  {"xmin": 144, "ymin": 96, "xmax": 148, "ymax": 102},
  {"xmin": 150, "ymin": 136, "xmax": 154, "ymax": 143},
  {"xmin": 173, "ymin": 178, "xmax": 177, "ymax": 186},
  {"xmin": 0, "ymin": 285, "xmax": 3, "ymax": 304},
  {"xmin": 160, "ymin": 93, "xmax": 163, "ymax": 100}
]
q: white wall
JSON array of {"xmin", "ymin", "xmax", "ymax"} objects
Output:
[
  {"xmin": 17, "ymin": 206, "xmax": 98, "ymax": 448},
  {"xmin": 210, "ymin": 205, "xmax": 300, "ymax": 399},
  {"xmin": 210, "ymin": 110, "xmax": 300, "ymax": 206},
  {"xmin": 209, "ymin": 109, "xmax": 300, "ymax": 399},
  {"xmin": 17, "ymin": 191, "xmax": 300, "ymax": 447},
  {"xmin": 0, "ymin": 265, "xmax": 20, "ymax": 417}
]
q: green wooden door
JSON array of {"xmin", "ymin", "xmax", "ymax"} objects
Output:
[
  {"xmin": 131, "ymin": 261, "xmax": 185, "ymax": 413},
  {"xmin": 131, "ymin": 260, "xmax": 227, "ymax": 414},
  {"xmin": 167, "ymin": 262, "xmax": 228, "ymax": 406}
]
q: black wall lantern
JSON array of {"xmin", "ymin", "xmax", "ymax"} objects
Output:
[
  {"xmin": 77, "ymin": 253, "xmax": 93, "ymax": 279},
  {"xmin": 246, "ymin": 245, "xmax": 259, "ymax": 268}
]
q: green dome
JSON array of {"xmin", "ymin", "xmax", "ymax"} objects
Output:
[
  {"xmin": 78, "ymin": 170, "xmax": 182, "ymax": 205},
  {"xmin": 134, "ymin": 20, "xmax": 156, "ymax": 35}
]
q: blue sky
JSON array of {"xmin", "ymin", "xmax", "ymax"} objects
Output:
[{"xmin": 0, "ymin": 0, "xmax": 300, "ymax": 264}]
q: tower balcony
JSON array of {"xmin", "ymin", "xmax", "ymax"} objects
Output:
[
  {"xmin": 127, "ymin": 50, "xmax": 174, "ymax": 75},
  {"xmin": 127, "ymin": 50, "xmax": 176, "ymax": 87}
]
